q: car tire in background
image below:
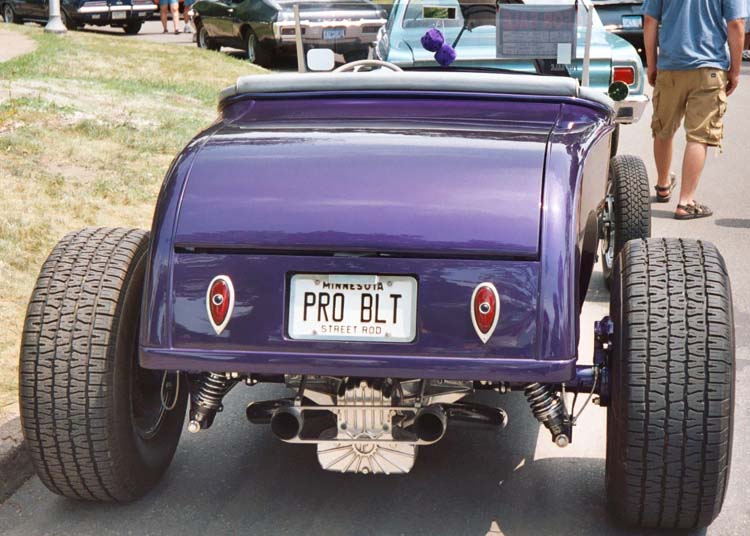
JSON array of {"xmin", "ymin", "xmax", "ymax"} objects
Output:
[
  {"xmin": 124, "ymin": 21, "xmax": 143, "ymax": 35},
  {"xmin": 244, "ymin": 28, "xmax": 271, "ymax": 66},
  {"xmin": 61, "ymin": 9, "xmax": 81, "ymax": 30},
  {"xmin": 600, "ymin": 154, "xmax": 650, "ymax": 287},
  {"xmin": 605, "ymin": 238, "xmax": 735, "ymax": 529},
  {"xmin": 344, "ymin": 49, "xmax": 370, "ymax": 63},
  {"xmin": 19, "ymin": 228, "xmax": 187, "ymax": 502},
  {"xmin": 195, "ymin": 20, "xmax": 220, "ymax": 51},
  {"xmin": 2, "ymin": 2, "xmax": 22, "ymax": 24}
]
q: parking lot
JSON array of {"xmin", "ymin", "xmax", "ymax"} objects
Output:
[{"xmin": 0, "ymin": 21, "xmax": 749, "ymax": 536}]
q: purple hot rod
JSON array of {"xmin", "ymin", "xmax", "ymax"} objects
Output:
[{"xmin": 18, "ymin": 4, "xmax": 735, "ymax": 531}]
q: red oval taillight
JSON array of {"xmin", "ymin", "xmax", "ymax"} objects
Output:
[
  {"xmin": 470, "ymin": 283, "xmax": 500, "ymax": 344},
  {"xmin": 207, "ymin": 275, "xmax": 235, "ymax": 335}
]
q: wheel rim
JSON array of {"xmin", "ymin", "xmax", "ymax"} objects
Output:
[
  {"xmin": 4, "ymin": 5, "xmax": 13, "ymax": 22},
  {"xmin": 246, "ymin": 34, "xmax": 256, "ymax": 63},
  {"xmin": 198, "ymin": 27, "xmax": 208, "ymax": 48}
]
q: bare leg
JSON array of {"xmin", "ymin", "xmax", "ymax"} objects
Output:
[
  {"xmin": 171, "ymin": 3, "xmax": 180, "ymax": 32},
  {"xmin": 653, "ymin": 135, "xmax": 674, "ymax": 188},
  {"xmin": 676, "ymin": 141, "xmax": 708, "ymax": 211},
  {"xmin": 160, "ymin": 5, "xmax": 168, "ymax": 32}
]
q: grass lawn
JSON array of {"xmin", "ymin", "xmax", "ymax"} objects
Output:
[{"xmin": 0, "ymin": 24, "xmax": 265, "ymax": 413}]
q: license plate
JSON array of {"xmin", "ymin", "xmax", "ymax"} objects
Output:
[
  {"xmin": 621, "ymin": 15, "xmax": 642, "ymax": 29},
  {"xmin": 323, "ymin": 28, "xmax": 345, "ymax": 40},
  {"xmin": 288, "ymin": 274, "xmax": 417, "ymax": 342},
  {"xmin": 112, "ymin": 12, "xmax": 126, "ymax": 20}
]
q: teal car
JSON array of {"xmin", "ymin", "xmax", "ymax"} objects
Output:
[{"xmin": 375, "ymin": 0, "xmax": 647, "ymax": 128}]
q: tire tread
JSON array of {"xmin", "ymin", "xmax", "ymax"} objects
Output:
[
  {"xmin": 20, "ymin": 228, "xmax": 148, "ymax": 501},
  {"xmin": 607, "ymin": 238, "xmax": 734, "ymax": 529}
]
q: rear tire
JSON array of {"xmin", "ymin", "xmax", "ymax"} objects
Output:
[
  {"xmin": 600, "ymin": 154, "xmax": 651, "ymax": 287},
  {"xmin": 61, "ymin": 9, "xmax": 80, "ymax": 31},
  {"xmin": 606, "ymin": 238, "xmax": 735, "ymax": 529},
  {"xmin": 195, "ymin": 20, "xmax": 220, "ymax": 51},
  {"xmin": 19, "ymin": 228, "xmax": 187, "ymax": 502},
  {"xmin": 244, "ymin": 29, "xmax": 271, "ymax": 66},
  {"xmin": 124, "ymin": 21, "xmax": 142, "ymax": 35}
]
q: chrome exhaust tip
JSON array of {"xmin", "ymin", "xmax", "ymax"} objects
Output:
[
  {"xmin": 414, "ymin": 405, "xmax": 447, "ymax": 443},
  {"xmin": 270, "ymin": 406, "xmax": 304, "ymax": 441}
]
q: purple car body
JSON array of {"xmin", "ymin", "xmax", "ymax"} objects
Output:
[
  {"xmin": 17, "ymin": 9, "xmax": 734, "ymax": 525},
  {"xmin": 139, "ymin": 73, "xmax": 614, "ymax": 384}
]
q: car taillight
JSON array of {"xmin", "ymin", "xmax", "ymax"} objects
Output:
[{"xmin": 612, "ymin": 66, "xmax": 635, "ymax": 86}]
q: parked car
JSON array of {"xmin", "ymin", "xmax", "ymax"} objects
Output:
[
  {"xmin": 18, "ymin": 1, "xmax": 735, "ymax": 530},
  {"xmin": 376, "ymin": 0, "xmax": 647, "ymax": 132},
  {"xmin": 1, "ymin": 0, "xmax": 156, "ymax": 33},
  {"xmin": 592, "ymin": 0, "xmax": 645, "ymax": 58},
  {"xmin": 192, "ymin": 0, "xmax": 387, "ymax": 65}
]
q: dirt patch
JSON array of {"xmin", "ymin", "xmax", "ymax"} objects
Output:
[
  {"xmin": 0, "ymin": 24, "xmax": 265, "ymax": 410},
  {"xmin": 0, "ymin": 29, "xmax": 36, "ymax": 63}
]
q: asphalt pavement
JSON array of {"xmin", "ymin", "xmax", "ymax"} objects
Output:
[{"xmin": 0, "ymin": 53, "xmax": 748, "ymax": 535}]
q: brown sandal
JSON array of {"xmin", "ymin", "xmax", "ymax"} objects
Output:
[
  {"xmin": 655, "ymin": 172, "xmax": 676, "ymax": 203},
  {"xmin": 674, "ymin": 202, "xmax": 713, "ymax": 220}
]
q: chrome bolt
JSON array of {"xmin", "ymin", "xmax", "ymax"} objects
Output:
[
  {"xmin": 187, "ymin": 420, "xmax": 201, "ymax": 434},
  {"xmin": 555, "ymin": 435, "xmax": 570, "ymax": 448}
]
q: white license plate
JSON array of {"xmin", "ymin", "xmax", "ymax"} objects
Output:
[
  {"xmin": 621, "ymin": 15, "xmax": 642, "ymax": 29},
  {"xmin": 288, "ymin": 274, "xmax": 417, "ymax": 342},
  {"xmin": 323, "ymin": 28, "xmax": 345, "ymax": 40},
  {"xmin": 111, "ymin": 12, "xmax": 127, "ymax": 20}
]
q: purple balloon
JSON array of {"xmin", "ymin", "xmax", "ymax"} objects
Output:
[
  {"xmin": 435, "ymin": 43, "xmax": 457, "ymax": 67},
  {"xmin": 420, "ymin": 28, "xmax": 445, "ymax": 52}
]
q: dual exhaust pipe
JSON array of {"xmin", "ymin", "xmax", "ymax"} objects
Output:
[{"xmin": 263, "ymin": 404, "xmax": 447, "ymax": 443}]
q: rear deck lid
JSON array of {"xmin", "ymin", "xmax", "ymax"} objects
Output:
[{"xmin": 175, "ymin": 110, "xmax": 552, "ymax": 258}]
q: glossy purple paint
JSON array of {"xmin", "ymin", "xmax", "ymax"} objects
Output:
[
  {"xmin": 175, "ymin": 98, "xmax": 556, "ymax": 257},
  {"xmin": 139, "ymin": 91, "xmax": 614, "ymax": 383}
]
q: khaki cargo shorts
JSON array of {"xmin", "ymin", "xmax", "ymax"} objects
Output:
[{"xmin": 651, "ymin": 68, "xmax": 728, "ymax": 147}]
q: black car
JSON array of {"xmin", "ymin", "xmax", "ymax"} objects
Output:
[
  {"xmin": 593, "ymin": 0, "xmax": 645, "ymax": 58},
  {"xmin": 1, "ymin": 0, "xmax": 156, "ymax": 34},
  {"xmin": 193, "ymin": 0, "xmax": 387, "ymax": 66}
]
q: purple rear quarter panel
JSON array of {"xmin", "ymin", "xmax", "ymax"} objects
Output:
[{"xmin": 140, "ymin": 91, "xmax": 613, "ymax": 383}]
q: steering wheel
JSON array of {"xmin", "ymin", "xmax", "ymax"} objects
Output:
[{"xmin": 333, "ymin": 59, "xmax": 403, "ymax": 73}]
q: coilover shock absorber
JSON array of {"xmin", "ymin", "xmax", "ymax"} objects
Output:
[
  {"xmin": 524, "ymin": 383, "xmax": 570, "ymax": 447},
  {"xmin": 188, "ymin": 373, "xmax": 236, "ymax": 433}
]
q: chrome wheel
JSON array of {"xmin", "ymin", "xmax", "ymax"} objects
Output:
[
  {"xmin": 3, "ymin": 4, "xmax": 14, "ymax": 23},
  {"xmin": 198, "ymin": 26, "xmax": 208, "ymax": 48},
  {"xmin": 600, "ymin": 186, "xmax": 616, "ymax": 275},
  {"xmin": 246, "ymin": 32, "xmax": 257, "ymax": 63}
]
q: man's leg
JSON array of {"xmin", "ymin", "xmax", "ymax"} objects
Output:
[
  {"xmin": 161, "ymin": 5, "xmax": 168, "ymax": 32},
  {"xmin": 654, "ymin": 135, "xmax": 674, "ymax": 189},
  {"xmin": 171, "ymin": 2, "xmax": 180, "ymax": 32},
  {"xmin": 676, "ymin": 141, "xmax": 708, "ymax": 211}
]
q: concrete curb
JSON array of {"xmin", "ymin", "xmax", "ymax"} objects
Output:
[{"xmin": 0, "ymin": 416, "xmax": 33, "ymax": 502}]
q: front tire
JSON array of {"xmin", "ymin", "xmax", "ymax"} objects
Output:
[
  {"xmin": 19, "ymin": 228, "xmax": 187, "ymax": 502},
  {"xmin": 2, "ymin": 3, "xmax": 22, "ymax": 24},
  {"xmin": 606, "ymin": 238, "xmax": 735, "ymax": 529},
  {"xmin": 600, "ymin": 154, "xmax": 651, "ymax": 287}
]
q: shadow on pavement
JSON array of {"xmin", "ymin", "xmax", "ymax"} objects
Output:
[
  {"xmin": 2, "ymin": 388, "xmax": 698, "ymax": 536},
  {"xmin": 714, "ymin": 218, "xmax": 750, "ymax": 229}
]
